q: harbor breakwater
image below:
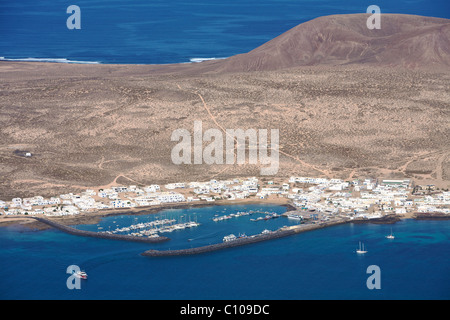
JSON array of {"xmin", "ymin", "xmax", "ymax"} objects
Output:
[
  {"xmin": 142, "ymin": 219, "xmax": 349, "ymax": 257},
  {"xmin": 31, "ymin": 217, "xmax": 170, "ymax": 243},
  {"xmin": 8, "ymin": 213, "xmax": 407, "ymax": 254}
]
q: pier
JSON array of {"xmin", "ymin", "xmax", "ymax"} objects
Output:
[
  {"xmin": 141, "ymin": 219, "xmax": 349, "ymax": 257},
  {"xmin": 108, "ymin": 219, "xmax": 200, "ymax": 236},
  {"xmin": 31, "ymin": 217, "xmax": 170, "ymax": 243}
]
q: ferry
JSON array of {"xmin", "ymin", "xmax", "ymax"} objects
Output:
[{"xmin": 74, "ymin": 271, "xmax": 88, "ymax": 280}]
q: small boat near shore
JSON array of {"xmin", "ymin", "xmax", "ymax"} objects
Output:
[
  {"xmin": 223, "ymin": 234, "xmax": 237, "ymax": 242},
  {"xmin": 252, "ymin": 213, "xmax": 279, "ymax": 221},
  {"xmin": 251, "ymin": 216, "xmax": 264, "ymax": 222}
]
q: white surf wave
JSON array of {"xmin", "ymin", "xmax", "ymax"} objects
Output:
[
  {"xmin": 0, "ymin": 57, "xmax": 101, "ymax": 64},
  {"xmin": 189, "ymin": 57, "xmax": 227, "ymax": 63}
]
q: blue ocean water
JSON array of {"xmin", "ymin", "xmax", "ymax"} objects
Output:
[
  {"xmin": 1, "ymin": 0, "xmax": 449, "ymax": 64},
  {"xmin": 0, "ymin": 204, "xmax": 449, "ymax": 300}
]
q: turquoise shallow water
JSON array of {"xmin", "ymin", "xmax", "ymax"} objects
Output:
[{"xmin": 0, "ymin": 204, "xmax": 449, "ymax": 299}]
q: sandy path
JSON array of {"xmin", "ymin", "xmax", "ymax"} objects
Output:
[
  {"xmin": 435, "ymin": 151, "xmax": 449, "ymax": 181},
  {"xmin": 177, "ymin": 83, "xmax": 332, "ymax": 178}
]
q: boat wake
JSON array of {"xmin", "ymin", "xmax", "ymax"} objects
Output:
[{"xmin": 78, "ymin": 250, "xmax": 142, "ymax": 271}]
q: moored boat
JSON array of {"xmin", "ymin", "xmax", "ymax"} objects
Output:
[
  {"xmin": 386, "ymin": 228, "xmax": 395, "ymax": 239},
  {"xmin": 223, "ymin": 234, "xmax": 237, "ymax": 242},
  {"xmin": 356, "ymin": 241, "xmax": 367, "ymax": 254}
]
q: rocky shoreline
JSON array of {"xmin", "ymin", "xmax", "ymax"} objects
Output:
[
  {"xmin": 349, "ymin": 213, "xmax": 450, "ymax": 224},
  {"xmin": 413, "ymin": 212, "xmax": 450, "ymax": 220},
  {"xmin": 350, "ymin": 214, "xmax": 402, "ymax": 224}
]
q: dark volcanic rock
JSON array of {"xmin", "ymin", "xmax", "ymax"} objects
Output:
[{"xmin": 351, "ymin": 214, "xmax": 402, "ymax": 224}]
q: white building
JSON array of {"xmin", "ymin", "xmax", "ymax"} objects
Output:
[
  {"xmin": 12, "ymin": 198, "xmax": 22, "ymax": 207},
  {"xmin": 164, "ymin": 183, "xmax": 186, "ymax": 190},
  {"xmin": 110, "ymin": 200, "xmax": 135, "ymax": 208},
  {"xmin": 112, "ymin": 186, "xmax": 128, "ymax": 193},
  {"xmin": 145, "ymin": 185, "xmax": 161, "ymax": 193},
  {"xmin": 157, "ymin": 192, "xmax": 185, "ymax": 203}
]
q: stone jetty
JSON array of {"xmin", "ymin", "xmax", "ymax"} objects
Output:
[{"xmin": 142, "ymin": 219, "xmax": 349, "ymax": 257}]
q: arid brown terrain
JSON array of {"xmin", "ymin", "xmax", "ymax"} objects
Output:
[{"xmin": 0, "ymin": 14, "xmax": 449, "ymax": 199}]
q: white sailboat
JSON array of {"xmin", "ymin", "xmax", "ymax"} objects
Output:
[
  {"xmin": 356, "ymin": 241, "xmax": 367, "ymax": 254},
  {"xmin": 386, "ymin": 228, "xmax": 395, "ymax": 239}
]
